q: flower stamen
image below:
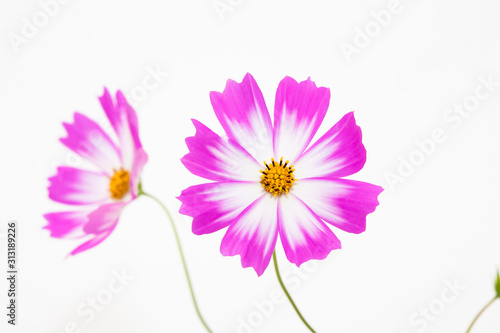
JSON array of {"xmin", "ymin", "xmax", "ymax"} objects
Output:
[
  {"xmin": 109, "ymin": 168, "xmax": 130, "ymax": 199},
  {"xmin": 260, "ymin": 157, "xmax": 295, "ymax": 196}
]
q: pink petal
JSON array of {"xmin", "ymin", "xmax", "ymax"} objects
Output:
[
  {"xmin": 83, "ymin": 201, "xmax": 127, "ymax": 235},
  {"xmin": 177, "ymin": 181, "xmax": 263, "ymax": 235},
  {"xmin": 129, "ymin": 147, "xmax": 148, "ymax": 198},
  {"xmin": 48, "ymin": 167, "xmax": 110, "ymax": 205},
  {"xmin": 60, "ymin": 112, "xmax": 121, "ymax": 175},
  {"xmin": 43, "ymin": 210, "xmax": 90, "ymax": 239},
  {"xmin": 116, "ymin": 90, "xmax": 143, "ymax": 150},
  {"xmin": 99, "ymin": 87, "xmax": 119, "ymax": 132},
  {"xmin": 99, "ymin": 88, "xmax": 145, "ymax": 171},
  {"xmin": 181, "ymin": 119, "xmax": 261, "ymax": 182},
  {"xmin": 70, "ymin": 202, "xmax": 126, "ymax": 255},
  {"xmin": 273, "ymin": 77, "xmax": 330, "ymax": 163},
  {"xmin": 210, "ymin": 73, "xmax": 273, "ymax": 162},
  {"xmin": 278, "ymin": 194, "xmax": 341, "ymax": 267},
  {"xmin": 294, "ymin": 112, "xmax": 366, "ymax": 179},
  {"xmin": 220, "ymin": 195, "xmax": 278, "ymax": 276},
  {"xmin": 292, "ymin": 178, "xmax": 383, "ymax": 234},
  {"xmin": 70, "ymin": 230, "xmax": 114, "ymax": 256}
]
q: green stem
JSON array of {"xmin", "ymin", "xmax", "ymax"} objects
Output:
[
  {"xmin": 273, "ymin": 251, "xmax": 317, "ymax": 333},
  {"xmin": 466, "ymin": 296, "xmax": 497, "ymax": 333},
  {"xmin": 140, "ymin": 190, "xmax": 213, "ymax": 333}
]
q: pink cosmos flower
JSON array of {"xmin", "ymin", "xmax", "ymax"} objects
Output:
[
  {"xmin": 44, "ymin": 89, "xmax": 148, "ymax": 255},
  {"xmin": 178, "ymin": 73, "xmax": 383, "ymax": 276}
]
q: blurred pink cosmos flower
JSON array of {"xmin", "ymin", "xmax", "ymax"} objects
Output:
[
  {"xmin": 178, "ymin": 73, "xmax": 383, "ymax": 276},
  {"xmin": 44, "ymin": 89, "xmax": 148, "ymax": 255}
]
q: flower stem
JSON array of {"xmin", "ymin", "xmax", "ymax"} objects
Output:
[
  {"xmin": 140, "ymin": 191, "xmax": 213, "ymax": 333},
  {"xmin": 466, "ymin": 296, "xmax": 497, "ymax": 333},
  {"xmin": 273, "ymin": 251, "xmax": 317, "ymax": 333}
]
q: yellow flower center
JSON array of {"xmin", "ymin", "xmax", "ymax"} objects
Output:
[
  {"xmin": 260, "ymin": 157, "xmax": 295, "ymax": 196},
  {"xmin": 109, "ymin": 168, "xmax": 130, "ymax": 200}
]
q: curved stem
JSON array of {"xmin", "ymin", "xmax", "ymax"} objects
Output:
[
  {"xmin": 273, "ymin": 251, "xmax": 317, "ymax": 333},
  {"xmin": 140, "ymin": 191, "xmax": 213, "ymax": 333},
  {"xmin": 466, "ymin": 296, "xmax": 497, "ymax": 333}
]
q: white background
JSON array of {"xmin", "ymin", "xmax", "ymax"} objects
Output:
[{"xmin": 1, "ymin": 0, "xmax": 500, "ymax": 332}]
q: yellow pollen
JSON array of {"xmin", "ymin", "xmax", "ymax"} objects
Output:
[
  {"xmin": 109, "ymin": 168, "xmax": 130, "ymax": 200},
  {"xmin": 260, "ymin": 157, "xmax": 295, "ymax": 196}
]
